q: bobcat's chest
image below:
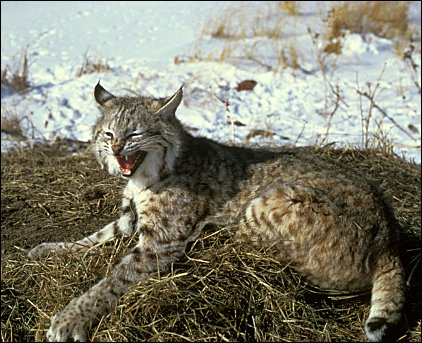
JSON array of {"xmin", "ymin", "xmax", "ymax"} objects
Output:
[{"xmin": 123, "ymin": 180, "xmax": 209, "ymax": 242}]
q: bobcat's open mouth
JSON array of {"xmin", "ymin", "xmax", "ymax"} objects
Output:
[{"xmin": 115, "ymin": 151, "xmax": 147, "ymax": 177}]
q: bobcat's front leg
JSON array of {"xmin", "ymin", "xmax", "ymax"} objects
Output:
[
  {"xmin": 45, "ymin": 186, "xmax": 208, "ymax": 342},
  {"xmin": 46, "ymin": 235, "xmax": 194, "ymax": 341},
  {"xmin": 28, "ymin": 195, "xmax": 136, "ymax": 259}
]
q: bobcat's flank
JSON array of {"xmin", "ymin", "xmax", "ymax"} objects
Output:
[{"xmin": 29, "ymin": 83, "xmax": 405, "ymax": 342}]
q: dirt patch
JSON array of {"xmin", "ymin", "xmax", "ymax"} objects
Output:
[
  {"xmin": 1, "ymin": 141, "xmax": 124, "ymax": 255},
  {"xmin": 1, "ymin": 142, "xmax": 420, "ymax": 342}
]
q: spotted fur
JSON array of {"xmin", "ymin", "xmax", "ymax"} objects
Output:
[{"xmin": 29, "ymin": 83, "xmax": 405, "ymax": 342}]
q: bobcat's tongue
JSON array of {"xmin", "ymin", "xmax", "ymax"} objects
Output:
[{"xmin": 116, "ymin": 152, "xmax": 147, "ymax": 176}]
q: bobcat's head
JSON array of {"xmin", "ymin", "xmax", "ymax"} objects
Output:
[{"xmin": 92, "ymin": 82, "xmax": 185, "ymax": 188}]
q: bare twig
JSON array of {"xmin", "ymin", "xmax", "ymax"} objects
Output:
[
  {"xmin": 319, "ymin": 84, "xmax": 342, "ymax": 145},
  {"xmin": 356, "ymin": 90, "xmax": 415, "ymax": 140},
  {"xmin": 294, "ymin": 120, "xmax": 307, "ymax": 145},
  {"xmin": 403, "ymin": 44, "xmax": 421, "ymax": 94}
]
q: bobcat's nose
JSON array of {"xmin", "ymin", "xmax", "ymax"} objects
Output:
[{"xmin": 111, "ymin": 144, "xmax": 123, "ymax": 154}]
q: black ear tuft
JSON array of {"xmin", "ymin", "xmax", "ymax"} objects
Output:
[{"xmin": 94, "ymin": 81, "xmax": 115, "ymax": 106}]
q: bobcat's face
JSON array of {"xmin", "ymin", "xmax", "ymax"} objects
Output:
[
  {"xmin": 95, "ymin": 123, "xmax": 156, "ymax": 178},
  {"xmin": 92, "ymin": 83, "xmax": 184, "ymax": 186}
]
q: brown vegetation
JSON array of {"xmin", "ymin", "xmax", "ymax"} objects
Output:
[
  {"xmin": 76, "ymin": 51, "xmax": 112, "ymax": 77},
  {"xmin": 1, "ymin": 111, "xmax": 25, "ymax": 138},
  {"xmin": 1, "ymin": 49, "xmax": 31, "ymax": 93},
  {"xmin": 324, "ymin": 1, "xmax": 412, "ymax": 54},
  {"xmin": 278, "ymin": 1, "xmax": 301, "ymax": 16},
  {"xmin": 1, "ymin": 142, "xmax": 420, "ymax": 342}
]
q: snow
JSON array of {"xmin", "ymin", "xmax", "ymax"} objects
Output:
[{"xmin": 1, "ymin": 1, "xmax": 421, "ymax": 164}]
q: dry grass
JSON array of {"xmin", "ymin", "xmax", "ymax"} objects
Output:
[
  {"xmin": 1, "ymin": 142, "xmax": 420, "ymax": 342},
  {"xmin": 324, "ymin": 1, "xmax": 412, "ymax": 54},
  {"xmin": 1, "ymin": 111, "xmax": 25, "ymax": 138},
  {"xmin": 277, "ymin": 41, "xmax": 300, "ymax": 70},
  {"xmin": 354, "ymin": 63, "xmax": 419, "ymax": 153},
  {"xmin": 202, "ymin": 5, "xmax": 283, "ymax": 40},
  {"xmin": 245, "ymin": 128, "xmax": 275, "ymax": 141},
  {"xmin": 191, "ymin": 2, "xmax": 305, "ymax": 70},
  {"xmin": 278, "ymin": 1, "xmax": 301, "ymax": 16},
  {"xmin": 76, "ymin": 51, "xmax": 112, "ymax": 77},
  {"xmin": 180, "ymin": 1, "xmax": 418, "ymax": 73},
  {"xmin": 1, "ymin": 49, "xmax": 31, "ymax": 93},
  {"xmin": 402, "ymin": 43, "xmax": 422, "ymax": 94},
  {"xmin": 174, "ymin": 42, "xmax": 237, "ymax": 66}
]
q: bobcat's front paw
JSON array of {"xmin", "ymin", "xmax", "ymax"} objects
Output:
[
  {"xmin": 47, "ymin": 298, "xmax": 89, "ymax": 342},
  {"xmin": 28, "ymin": 242, "xmax": 59, "ymax": 260}
]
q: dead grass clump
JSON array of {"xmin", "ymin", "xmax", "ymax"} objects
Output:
[
  {"xmin": 180, "ymin": 3, "xmax": 304, "ymax": 70},
  {"xmin": 76, "ymin": 51, "xmax": 112, "ymax": 77},
  {"xmin": 1, "ymin": 111, "xmax": 25, "ymax": 138},
  {"xmin": 202, "ymin": 6, "xmax": 283, "ymax": 40},
  {"xmin": 325, "ymin": 1, "xmax": 412, "ymax": 54},
  {"xmin": 278, "ymin": 1, "xmax": 300, "ymax": 16},
  {"xmin": 277, "ymin": 42, "xmax": 301, "ymax": 69},
  {"xmin": 246, "ymin": 128, "xmax": 275, "ymax": 141},
  {"xmin": 204, "ymin": 8, "xmax": 242, "ymax": 39},
  {"xmin": 1, "ymin": 49, "xmax": 31, "ymax": 93},
  {"xmin": 1, "ymin": 143, "xmax": 420, "ymax": 342}
]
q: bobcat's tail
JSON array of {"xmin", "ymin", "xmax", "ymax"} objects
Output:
[{"xmin": 365, "ymin": 253, "xmax": 405, "ymax": 342}]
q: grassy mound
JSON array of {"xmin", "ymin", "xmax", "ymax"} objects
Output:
[{"xmin": 1, "ymin": 142, "xmax": 420, "ymax": 342}]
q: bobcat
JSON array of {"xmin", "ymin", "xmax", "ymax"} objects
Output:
[{"xmin": 29, "ymin": 82, "xmax": 405, "ymax": 342}]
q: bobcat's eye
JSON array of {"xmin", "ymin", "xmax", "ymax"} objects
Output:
[
  {"xmin": 104, "ymin": 131, "xmax": 114, "ymax": 139},
  {"xmin": 126, "ymin": 131, "xmax": 143, "ymax": 139}
]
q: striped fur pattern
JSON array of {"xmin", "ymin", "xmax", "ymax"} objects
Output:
[{"xmin": 29, "ymin": 83, "xmax": 405, "ymax": 342}]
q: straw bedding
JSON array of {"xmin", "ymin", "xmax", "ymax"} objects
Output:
[{"xmin": 1, "ymin": 141, "xmax": 420, "ymax": 342}]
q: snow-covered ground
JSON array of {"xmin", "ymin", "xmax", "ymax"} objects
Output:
[{"xmin": 1, "ymin": 1, "xmax": 421, "ymax": 163}]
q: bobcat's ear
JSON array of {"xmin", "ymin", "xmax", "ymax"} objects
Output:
[
  {"xmin": 94, "ymin": 81, "xmax": 115, "ymax": 106},
  {"xmin": 154, "ymin": 85, "xmax": 183, "ymax": 117}
]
